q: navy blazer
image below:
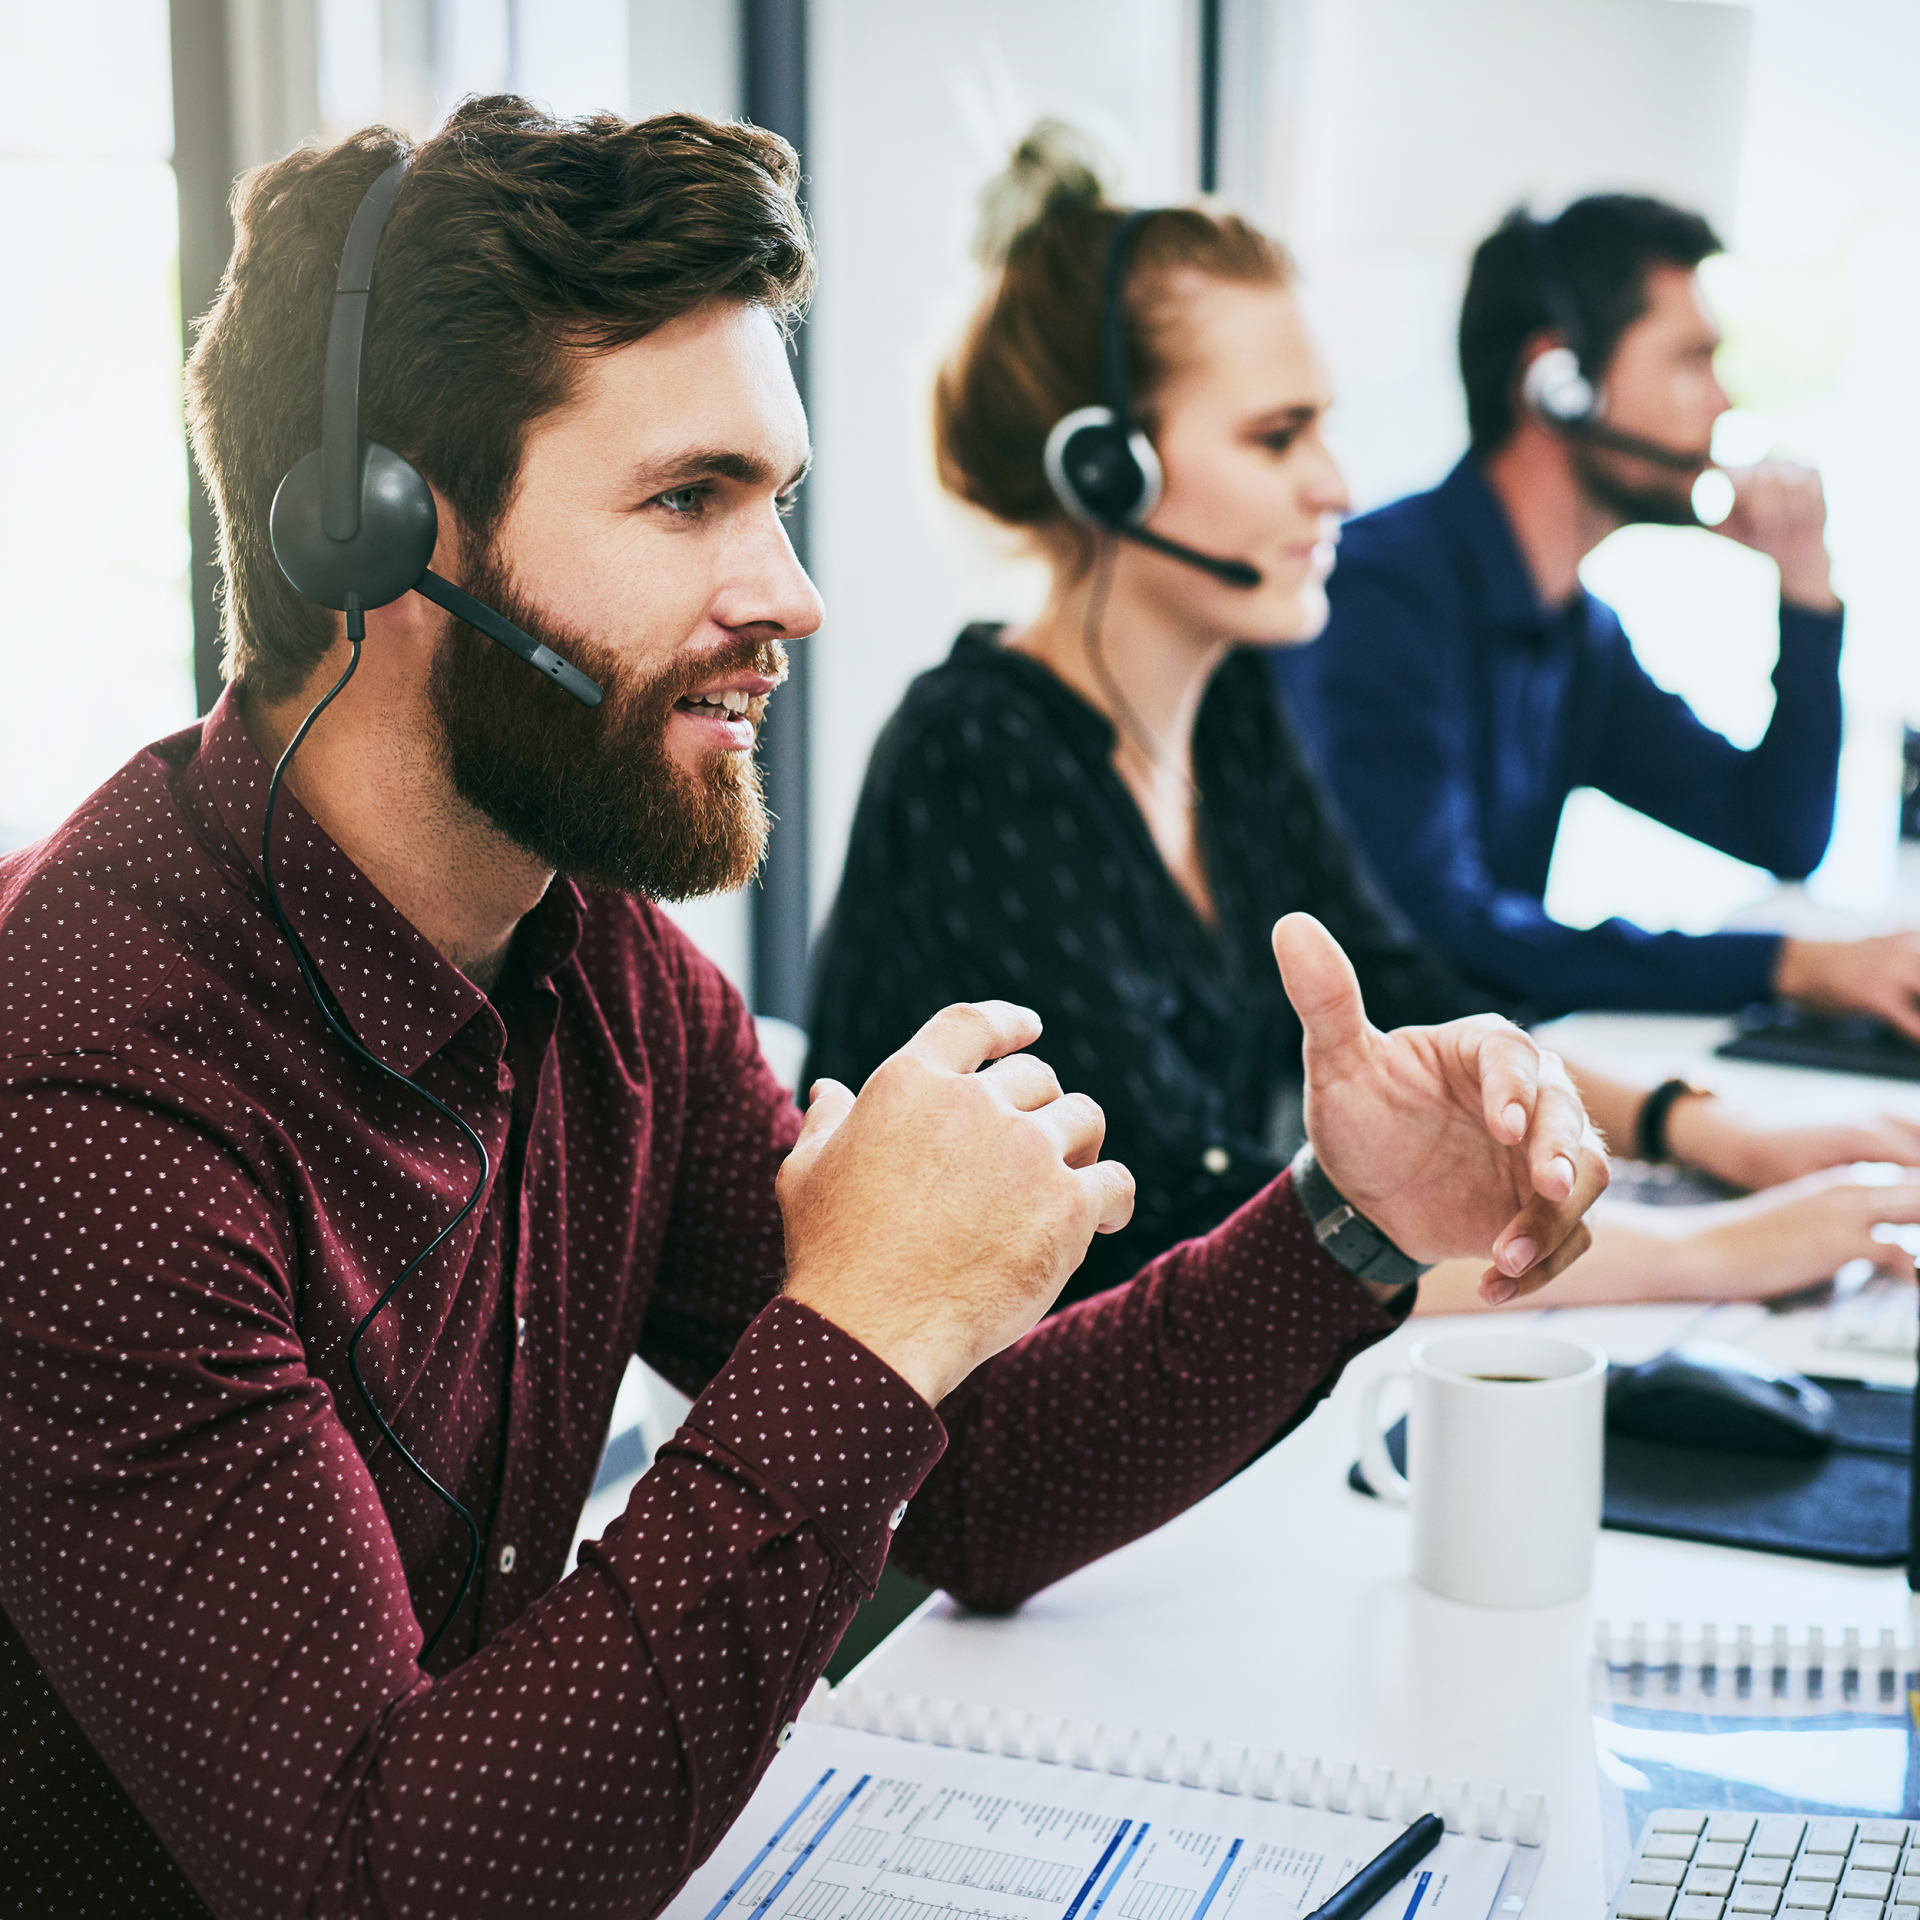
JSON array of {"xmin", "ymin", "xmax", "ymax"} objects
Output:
[{"xmin": 1270, "ymin": 456, "xmax": 1845, "ymax": 1015}]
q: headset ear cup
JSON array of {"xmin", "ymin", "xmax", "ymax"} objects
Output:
[
  {"xmin": 270, "ymin": 443, "xmax": 439, "ymax": 612},
  {"xmin": 1523, "ymin": 345, "xmax": 1596, "ymax": 427},
  {"xmin": 1044, "ymin": 405, "xmax": 1161, "ymax": 527}
]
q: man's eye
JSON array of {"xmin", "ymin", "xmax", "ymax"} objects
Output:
[
  {"xmin": 654, "ymin": 484, "xmax": 710, "ymax": 516},
  {"xmin": 776, "ymin": 490, "xmax": 802, "ymax": 518},
  {"xmin": 1263, "ymin": 431, "xmax": 1301, "ymax": 455}
]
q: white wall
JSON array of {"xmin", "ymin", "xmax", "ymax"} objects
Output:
[
  {"xmin": 803, "ymin": 0, "xmax": 1201, "ymax": 934},
  {"xmin": 1233, "ymin": 0, "xmax": 1751, "ymax": 515}
]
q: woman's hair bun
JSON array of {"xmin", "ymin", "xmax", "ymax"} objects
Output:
[{"xmin": 972, "ymin": 119, "xmax": 1112, "ymax": 267}]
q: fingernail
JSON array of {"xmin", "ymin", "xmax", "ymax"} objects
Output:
[
  {"xmin": 1551, "ymin": 1154, "xmax": 1577, "ymax": 1191},
  {"xmin": 1484, "ymin": 1275, "xmax": 1518, "ymax": 1305},
  {"xmin": 1500, "ymin": 1236, "xmax": 1537, "ymax": 1275},
  {"xmin": 1501, "ymin": 1102, "xmax": 1526, "ymax": 1137}
]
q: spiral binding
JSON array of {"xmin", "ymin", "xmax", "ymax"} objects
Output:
[
  {"xmin": 802, "ymin": 1680, "xmax": 1549, "ymax": 1848},
  {"xmin": 1594, "ymin": 1619, "xmax": 1917, "ymax": 1680}
]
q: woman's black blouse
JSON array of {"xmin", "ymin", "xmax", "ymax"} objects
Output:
[{"xmin": 804, "ymin": 625, "xmax": 1493, "ymax": 1307}]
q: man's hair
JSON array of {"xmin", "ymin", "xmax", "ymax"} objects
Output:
[
  {"xmin": 1459, "ymin": 193, "xmax": 1722, "ymax": 452},
  {"xmin": 187, "ymin": 96, "xmax": 814, "ymax": 703}
]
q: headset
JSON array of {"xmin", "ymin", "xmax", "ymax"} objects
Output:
[
  {"xmin": 270, "ymin": 158, "xmax": 605, "ymax": 706},
  {"xmin": 1041, "ymin": 209, "xmax": 1262, "ymax": 589},
  {"xmin": 260, "ymin": 157, "xmax": 605, "ymax": 1662},
  {"xmin": 1517, "ymin": 212, "xmax": 1708, "ymax": 476}
]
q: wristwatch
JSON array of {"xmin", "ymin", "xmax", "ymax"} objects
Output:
[
  {"xmin": 1289, "ymin": 1143, "xmax": 1431, "ymax": 1294},
  {"xmin": 1635, "ymin": 1077, "xmax": 1708, "ymax": 1163}
]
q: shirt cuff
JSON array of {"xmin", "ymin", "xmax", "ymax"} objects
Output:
[
  {"xmin": 1185, "ymin": 1166, "xmax": 1409, "ymax": 1337},
  {"xmin": 681, "ymin": 1295, "xmax": 948, "ymax": 1590},
  {"xmin": 1778, "ymin": 598, "xmax": 1845, "ymax": 648}
]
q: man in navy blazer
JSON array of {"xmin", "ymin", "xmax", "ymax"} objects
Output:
[{"xmin": 1274, "ymin": 195, "xmax": 1920, "ymax": 1032}]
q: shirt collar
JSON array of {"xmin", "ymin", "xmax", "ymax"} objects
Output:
[
  {"xmin": 1433, "ymin": 454, "xmax": 1557, "ymax": 636},
  {"xmin": 192, "ymin": 684, "xmax": 585, "ymax": 1075}
]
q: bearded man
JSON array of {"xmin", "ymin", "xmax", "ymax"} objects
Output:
[
  {"xmin": 0, "ymin": 102, "xmax": 1605, "ymax": 1919},
  {"xmin": 1270, "ymin": 195, "xmax": 1920, "ymax": 1030}
]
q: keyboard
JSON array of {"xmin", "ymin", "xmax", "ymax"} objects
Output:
[
  {"xmin": 1717, "ymin": 1005, "xmax": 1920, "ymax": 1082},
  {"xmin": 1822, "ymin": 1272, "xmax": 1920, "ymax": 1358},
  {"xmin": 1610, "ymin": 1810, "xmax": 1920, "ymax": 1917}
]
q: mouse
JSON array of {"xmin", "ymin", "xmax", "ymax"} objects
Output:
[{"xmin": 1605, "ymin": 1342, "xmax": 1837, "ymax": 1458}]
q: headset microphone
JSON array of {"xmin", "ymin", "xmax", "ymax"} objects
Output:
[
  {"xmin": 269, "ymin": 159, "xmax": 603, "ymax": 707},
  {"xmin": 1041, "ymin": 209, "xmax": 1262, "ymax": 590}
]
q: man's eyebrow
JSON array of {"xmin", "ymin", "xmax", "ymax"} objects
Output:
[{"xmin": 630, "ymin": 447, "xmax": 814, "ymax": 492}]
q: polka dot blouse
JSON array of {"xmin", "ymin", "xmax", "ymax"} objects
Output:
[
  {"xmin": 0, "ymin": 689, "xmax": 1401, "ymax": 1917},
  {"xmin": 807, "ymin": 626, "xmax": 1488, "ymax": 1305}
]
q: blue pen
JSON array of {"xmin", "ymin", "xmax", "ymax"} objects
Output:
[{"xmin": 1305, "ymin": 1813, "xmax": 1445, "ymax": 1920}]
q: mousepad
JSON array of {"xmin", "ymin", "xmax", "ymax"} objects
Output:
[{"xmin": 1348, "ymin": 1377, "xmax": 1912, "ymax": 1566}]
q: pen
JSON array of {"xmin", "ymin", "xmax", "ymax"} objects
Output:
[{"xmin": 1305, "ymin": 1812, "xmax": 1445, "ymax": 1919}]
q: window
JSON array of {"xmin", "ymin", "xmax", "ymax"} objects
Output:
[{"xmin": 1, "ymin": 2, "xmax": 193, "ymax": 850}]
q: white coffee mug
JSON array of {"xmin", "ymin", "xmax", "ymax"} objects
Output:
[{"xmin": 1356, "ymin": 1330, "xmax": 1607, "ymax": 1608}]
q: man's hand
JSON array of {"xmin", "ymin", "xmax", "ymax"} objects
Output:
[
  {"xmin": 779, "ymin": 1002, "xmax": 1135, "ymax": 1407},
  {"xmin": 1713, "ymin": 461, "xmax": 1839, "ymax": 612},
  {"xmin": 1275, "ymin": 914, "xmax": 1609, "ymax": 1306},
  {"xmin": 1664, "ymin": 1089, "xmax": 1920, "ymax": 1191},
  {"xmin": 1776, "ymin": 932, "xmax": 1920, "ymax": 1043}
]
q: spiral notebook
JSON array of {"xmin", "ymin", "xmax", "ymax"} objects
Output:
[
  {"xmin": 1590, "ymin": 1619, "xmax": 1920, "ymax": 1892},
  {"xmin": 658, "ymin": 1682, "xmax": 1548, "ymax": 1920}
]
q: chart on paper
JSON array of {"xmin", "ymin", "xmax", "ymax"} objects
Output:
[{"xmin": 666, "ymin": 1725, "xmax": 1522, "ymax": 1920}]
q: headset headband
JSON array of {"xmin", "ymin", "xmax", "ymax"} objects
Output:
[
  {"xmin": 321, "ymin": 158, "xmax": 409, "ymax": 541},
  {"xmin": 1521, "ymin": 213, "xmax": 1590, "ymax": 374},
  {"xmin": 1101, "ymin": 209, "xmax": 1154, "ymax": 430}
]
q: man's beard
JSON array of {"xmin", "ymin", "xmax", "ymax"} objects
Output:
[
  {"xmin": 1568, "ymin": 438, "xmax": 1702, "ymax": 528},
  {"xmin": 427, "ymin": 556, "xmax": 787, "ymax": 901}
]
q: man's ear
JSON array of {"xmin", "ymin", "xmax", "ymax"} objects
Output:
[
  {"xmin": 424, "ymin": 478, "xmax": 472, "ymax": 583},
  {"xmin": 359, "ymin": 562, "xmax": 449, "ymax": 658}
]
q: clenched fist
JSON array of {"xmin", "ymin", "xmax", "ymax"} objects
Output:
[
  {"xmin": 780, "ymin": 1001, "xmax": 1135, "ymax": 1405},
  {"xmin": 1714, "ymin": 461, "xmax": 1838, "ymax": 612}
]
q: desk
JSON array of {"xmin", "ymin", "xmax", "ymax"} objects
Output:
[{"xmin": 845, "ymin": 1014, "xmax": 1920, "ymax": 1914}]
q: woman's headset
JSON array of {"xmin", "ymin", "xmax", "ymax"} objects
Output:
[{"xmin": 1040, "ymin": 208, "xmax": 1261, "ymax": 588}]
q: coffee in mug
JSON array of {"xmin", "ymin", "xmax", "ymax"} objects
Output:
[{"xmin": 1356, "ymin": 1331, "xmax": 1606, "ymax": 1608}]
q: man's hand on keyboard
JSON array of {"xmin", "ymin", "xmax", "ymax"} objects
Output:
[
  {"xmin": 1776, "ymin": 931, "xmax": 1920, "ymax": 1044},
  {"xmin": 1275, "ymin": 912, "xmax": 1609, "ymax": 1306}
]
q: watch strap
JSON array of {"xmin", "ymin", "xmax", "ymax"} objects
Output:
[
  {"xmin": 1636, "ymin": 1077, "xmax": 1706, "ymax": 1163},
  {"xmin": 1289, "ymin": 1143, "xmax": 1430, "ymax": 1293}
]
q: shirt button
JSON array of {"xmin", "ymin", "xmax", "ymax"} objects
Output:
[
  {"xmin": 888, "ymin": 1501, "xmax": 908, "ymax": 1530},
  {"xmin": 516, "ymin": 1315, "xmax": 527, "ymax": 1349},
  {"xmin": 1203, "ymin": 1146, "xmax": 1231, "ymax": 1175},
  {"xmin": 777, "ymin": 1722, "xmax": 795, "ymax": 1749},
  {"xmin": 497, "ymin": 1544, "xmax": 517, "ymax": 1574}
]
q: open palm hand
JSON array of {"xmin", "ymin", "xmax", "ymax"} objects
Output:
[{"xmin": 1275, "ymin": 915, "xmax": 1610, "ymax": 1303}]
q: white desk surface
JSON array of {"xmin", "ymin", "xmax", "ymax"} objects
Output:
[{"xmin": 848, "ymin": 1013, "xmax": 1920, "ymax": 1916}]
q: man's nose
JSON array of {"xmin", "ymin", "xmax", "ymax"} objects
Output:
[
  {"xmin": 1305, "ymin": 437, "xmax": 1350, "ymax": 517},
  {"xmin": 722, "ymin": 509, "xmax": 826, "ymax": 641}
]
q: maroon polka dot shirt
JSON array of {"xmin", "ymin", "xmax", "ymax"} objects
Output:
[{"xmin": 0, "ymin": 691, "xmax": 1403, "ymax": 1917}]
